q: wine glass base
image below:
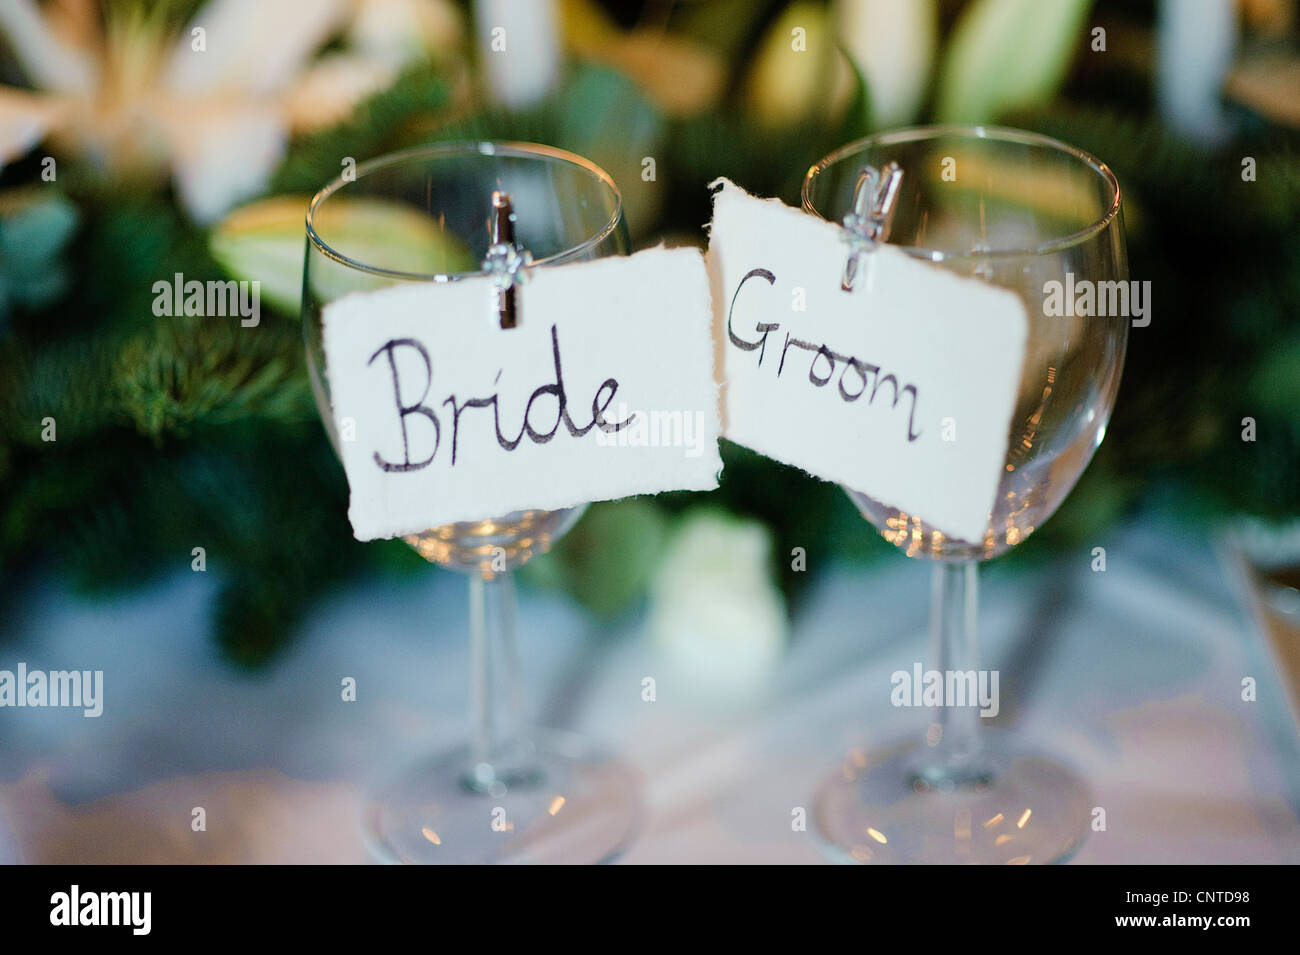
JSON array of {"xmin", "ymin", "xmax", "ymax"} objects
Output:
[
  {"xmin": 813, "ymin": 735, "xmax": 1092, "ymax": 864},
  {"xmin": 364, "ymin": 729, "xmax": 643, "ymax": 864}
]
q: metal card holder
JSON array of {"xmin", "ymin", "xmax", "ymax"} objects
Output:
[
  {"xmin": 840, "ymin": 161, "xmax": 903, "ymax": 292},
  {"xmin": 483, "ymin": 191, "xmax": 533, "ymax": 329}
]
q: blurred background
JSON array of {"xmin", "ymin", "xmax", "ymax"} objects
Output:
[
  {"xmin": 0, "ymin": 0, "xmax": 1297, "ymax": 692},
  {"xmin": 3, "ymin": 0, "xmax": 1300, "ymax": 865}
]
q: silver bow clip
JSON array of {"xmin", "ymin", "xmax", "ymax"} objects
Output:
[
  {"xmin": 841, "ymin": 161, "xmax": 903, "ymax": 292},
  {"xmin": 484, "ymin": 191, "xmax": 533, "ymax": 328}
]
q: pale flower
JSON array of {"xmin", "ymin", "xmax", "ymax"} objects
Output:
[
  {"xmin": 834, "ymin": 0, "xmax": 936, "ymax": 128},
  {"xmin": 0, "ymin": 0, "xmax": 463, "ymax": 222},
  {"xmin": 646, "ymin": 510, "xmax": 788, "ymax": 701}
]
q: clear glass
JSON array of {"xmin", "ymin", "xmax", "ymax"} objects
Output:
[
  {"xmin": 304, "ymin": 142, "xmax": 641, "ymax": 863},
  {"xmin": 802, "ymin": 126, "xmax": 1128, "ymax": 864}
]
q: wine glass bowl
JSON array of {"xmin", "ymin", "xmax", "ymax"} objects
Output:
[
  {"xmin": 805, "ymin": 127, "xmax": 1127, "ymax": 563},
  {"xmin": 802, "ymin": 126, "xmax": 1129, "ymax": 863},
  {"xmin": 302, "ymin": 142, "xmax": 641, "ymax": 863},
  {"xmin": 304, "ymin": 142, "xmax": 625, "ymax": 576},
  {"xmin": 402, "ymin": 508, "xmax": 586, "ymax": 573}
]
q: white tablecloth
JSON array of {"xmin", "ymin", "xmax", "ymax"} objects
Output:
[{"xmin": 2, "ymin": 514, "xmax": 1298, "ymax": 863}]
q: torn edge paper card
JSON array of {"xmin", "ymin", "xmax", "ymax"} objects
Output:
[
  {"xmin": 323, "ymin": 245, "xmax": 722, "ymax": 541},
  {"xmin": 706, "ymin": 178, "xmax": 1028, "ymax": 543}
]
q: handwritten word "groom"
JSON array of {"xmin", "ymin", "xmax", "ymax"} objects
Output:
[{"xmin": 726, "ymin": 268, "xmax": 922, "ymax": 442}]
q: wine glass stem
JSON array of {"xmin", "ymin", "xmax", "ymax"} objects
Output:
[
  {"xmin": 917, "ymin": 560, "xmax": 993, "ymax": 787},
  {"xmin": 465, "ymin": 570, "xmax": 538, "ymax": 792}
]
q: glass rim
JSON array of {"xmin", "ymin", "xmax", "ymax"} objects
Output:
[
  {"xmin": 802, "ymin": 124, "xmax": 1123, "ymax": 262},
  {"xmin": 305, "ymin": 140, "xmax": 624, "ymax": 281}
]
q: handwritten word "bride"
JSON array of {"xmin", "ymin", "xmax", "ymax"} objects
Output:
[
  {"xmin": 726, "ymin": 268, "xmax": 922, "ymax": 442},
  {"xmin": 367, "ymin": 324, "xmax": 635, "ymax": 473}
]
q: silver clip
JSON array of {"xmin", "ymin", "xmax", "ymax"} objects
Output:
[
  {"xmin": 484, "ymin": 191, "xmax": 532, "ymax": 329},
  {"xmin": 841, "ymin": 161, "xmax": 902, "ymax": 292}
]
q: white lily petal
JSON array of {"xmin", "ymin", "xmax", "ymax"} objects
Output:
[
  {"xmin": 0, "ymin": 0, "xmax": 98, "ymax": 95},
  {"xmin": 475, "ymin": 0, "xmax": 561, "ymax": 107},
  {"xmin": 163, "ymin": 104, "xmax": 287, "ymax": 224},
  {"xmin": 283, "ymin": 53, "xmax": 398, "ymax": 133},
  {"xmin": 163, "ymin": 0, "xmax": 350, "ymax": 96},
  {"xmin": 349, "ymin": 0, "xmax": 464, "ymax": 67},
  {"xmin": 835, "ymin": 0, "xmax": 937, "ymax": 128},
  {"xmin": 0, "ymin": 88, "xmax": 63, "ymax": 168}
]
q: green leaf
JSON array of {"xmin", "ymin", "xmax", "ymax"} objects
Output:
[
  {"xmin": 1250, "ymin": 331, "xmax": 1300, "ymax": 415},
  {"xmin": 521, "ymin": 498, "xmax": 669, "ymax": 617},
  {"xmin": 0, "ymin": 189, "xmax": 80, "ymax": 311},
  {"xmin": 836, "ymin": 48, "xmax": 874, "ymax": 146},
  {"xmin": 0, "ymin": 190, "xmax": 79, "ymax": 265},
  {"xmin": 210, "ymin": 194, "xmax": 476, "ymax": 314},
  {"xmin": 271, "ymin": 65, "xmax": 450, "ymax": 195},
  {"xmin": 673, "ymin": 0, "xmax": 768, "ymax": 59},
  {"xmin": 429, "ymin": 63, "xmax": 666, "ymax": 237},
  {"xmin": 935, "ymin": 0, "xmax": 1093, "ymax": 124}
]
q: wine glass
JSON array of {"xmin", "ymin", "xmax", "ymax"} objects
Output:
[
  {"xmin": 303, "ymin": 141, "xmax": 641, "ymax": 864},
  {"xmin": 802, "ymin": 126, "xmax": 1128, "ymax": 864}
]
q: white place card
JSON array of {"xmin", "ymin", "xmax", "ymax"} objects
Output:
[
  {"xmin": 323, "ymin": 246, "xmax": 722, "ymax": 541},
  {"xmin": 707, "ymin": 179, "xmax": 1028, "ymax": 542}
]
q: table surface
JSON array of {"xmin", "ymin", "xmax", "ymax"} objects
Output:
[{"xmin": 2, "ymin": 513, "xmax": 1298, "ymax": 864}]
